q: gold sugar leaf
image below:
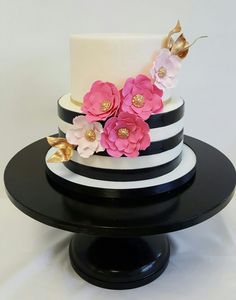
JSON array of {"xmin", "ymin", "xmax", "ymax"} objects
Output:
[
  {"xmin": 174, "ymin": 35, "xmax": 208, "ymax": 59},
  {"xmin": 47, "ymin": 148, "xmax": 73, "ymax": 163},
  {"xmin": 180, "ymin": 35, "xmax": 208, "ymax": 58},
  {"xmin": 47, "ymin": 137, "xmax": 70, "ymax": 149},
  {"xmin": 171, "ymin": 33, "xmax": 189, "ymax": 57},
  {"xmin": 164, "ymin": 20, "xmax": 207, "ymax": 59},
  {"xmin": 163, "ymin": 20, "xmax": 182, "ymax": 49},
  {"xmin": 46, "ymin": 137, "xmax": 74, "ymax": 163}
]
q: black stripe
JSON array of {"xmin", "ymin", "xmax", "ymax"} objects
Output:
[
  {"xmin": 58, "ymin": 100, "xmax": 83, "ymax": 124},
  {"xmin": 63, "ymin": 153, "xmax": 182, "ymax": 181},
  {"xmin": 147, "ymin": 102, "xmax": 184, "ymax": 128},
  {"xmin": 58, "ymin": 127, "xmax": 66, "ymax": 138},
  {"xmin": 46, "ymin": 164, "xmax": 196, "ymax": 199},
  {"xmin": 58, "ymin": 128, "xmax": 184, "ymax": 156},
  {"xmin": 58, "ymin": 98, "xmax": 184, "ymax": 129}
]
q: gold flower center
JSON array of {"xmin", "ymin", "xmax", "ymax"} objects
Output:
[
  {"xmin": 157, "ymin": 66, "xmax": 167, "ymax": 78},
  {"xmin": 117, "ymin": 128, "xmax": 130, "ymax": 139},
  {"xmin": 85, "ymin": 129, "xmax": 96, "ymax": 142},
  {"xmin": 100, "ymin": 100, "xmax": 111, "ymax": 112},
  {"xmin": 132, "ymin": 94, "xmax": 145, "ymax": 108}
]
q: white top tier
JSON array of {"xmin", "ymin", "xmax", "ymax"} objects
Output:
[{"xmin": 70, "ymin": 34, "xmax": 165, "ymax": 103}]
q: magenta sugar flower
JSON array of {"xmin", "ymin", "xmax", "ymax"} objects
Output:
[
  {"xmin": 82, "ymin": 80, "xmax": 121, "ymax": 122},
  {"xmin": 120, "ymin": 74, "xmax": 163, "ymax": 120},
  {"xmin": 66, "ymin": 116, "xmax": 104, "ymax": 158},
  {"xmin": 101, "ymin": 112, "xmax": 150, "ymax": 157},
  {"xmin": 150, "ymin": 48, "xmax": 181, "ymax": 90}
]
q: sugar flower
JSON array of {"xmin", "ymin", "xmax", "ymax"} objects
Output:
[
  {"xmin": 101, "ymin": 112, "xmax": 150, "ymax": 157},
  {"xmin": 150, "ymin": 48, "xmax": 181, "ymax": 90},
  {"xmin": 82, "ymin": 81, "xmax": 121, "ymax": 122},
  {"xmin": 66, "ymin": 116, "xmax": 104, "ymax": 158},
  {"xmin": 120, "ymin": 74, "xmax": 163, "ymax": 120}
]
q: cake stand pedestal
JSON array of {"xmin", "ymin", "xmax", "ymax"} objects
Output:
[{"xmin": 4, "ymin": 136, "xmax": 236, "ymax": 290}]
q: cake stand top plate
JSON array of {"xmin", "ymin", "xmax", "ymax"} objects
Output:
[{"xmin": 4, "ymin": 136, "xmax": 236, "ymax": 236}]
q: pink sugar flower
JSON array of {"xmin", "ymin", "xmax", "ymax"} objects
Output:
[
  {"xmin": 120, "ymin": 74, "xmax": 163, "ymax": 120},
  {"xmin": 82, "ymin": 81, "xmax": 121, "ymax": 122},
  {"xmin": 66, "ymin": 116, "xmax": 104, "ymax": 158},
  {"xmin": 150, "ymin": 48, "xmax": 181, "ymax": 90},
  {"xmin": 101, "ymin": 112, "xmax": 150, "ymax": 157}
]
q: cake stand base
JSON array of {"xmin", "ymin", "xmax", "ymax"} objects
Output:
[
  {"xmin": 4, "ymin": 136, "xmax": 236, "ymax": 290},
  {"xmin": 69, "ymin": 233, "xmax": 170, "ymax": 289}
]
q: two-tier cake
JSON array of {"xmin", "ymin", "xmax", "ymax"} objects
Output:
[{"xmin": 46, "ymin": 21, "xmax": 203, "ymax": 198}]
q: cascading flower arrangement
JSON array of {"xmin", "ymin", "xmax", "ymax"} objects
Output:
[
  {"xmin": 47, "ymin": 21, "xmax": 206, "ymax": 162},
  {"xmin": 65, "ymin": 74, "xmax": 160, "ymax": 158}
]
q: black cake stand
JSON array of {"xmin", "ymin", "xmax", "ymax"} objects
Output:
[{"xmin": 4, "ymin": 135, "xmax": 236, "ymax": 290}]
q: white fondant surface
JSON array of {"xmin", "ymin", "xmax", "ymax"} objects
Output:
[
  {"xmin": 70, "ymin": 34, "xmax": 166, "ymax": 103},
  {"xmin": 70, "ymin": 142, "xmax": 183, "ymax": 170},
  {"xmin": 58, "ymin": 93, "xmax": 183, "ymax": 114},
  {"xmin": 46, "ymin": 144, "xmax": 196, "ymax": 189},
  {"xmin": 58, "ymin": 118, "xmax": 184, "ymax": 143}
]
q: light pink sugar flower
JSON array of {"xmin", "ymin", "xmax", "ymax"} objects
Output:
[
  {"xmin": 82, "ymin": 80, "xmax": 121, "ymax": 122},
  {"xmin": 66, "ymin": 116, "xmax": 104, "ymax": 158},
  {"xmin": 120, "ymin": 74, "xmax": 163, "ymax": 120},
  {"xmin": 101, "ymin": 112, "xmax": 150, "ymax": 158},
  {"xmin": 150, "ymin": 48, "xmax": 181, "ymax": 90}
]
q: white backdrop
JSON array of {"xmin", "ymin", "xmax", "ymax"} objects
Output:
[{"xmin": 0, "ymin": 0, "xmax": 236, "ymax": 299}]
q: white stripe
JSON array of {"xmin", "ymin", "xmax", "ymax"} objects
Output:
[
  {"xmin": 66, "ymin": 141, "xmax": 183, "ymax": 170},
  {"xmin": 149, "ymin": 118, "xmax": 184, "ymax": 141},
  {"xmin": 46, "ymin": 144, "xmax": 196, "ymax": 189},
  {"xmin": 58, "ymin": 118, "xmax": 184, "ymax": 143}
]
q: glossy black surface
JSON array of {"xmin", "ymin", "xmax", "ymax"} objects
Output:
[
  {"xmin": 4, "ymin": 135, "xmax": 236, "ymax": 289},
  {"xmin": 4, "ymin": 135, "xmax": 236, "ymax": 236},
  {"xmin": 69, "ymin": 234, "xmax": 169, "ymax": 289}
]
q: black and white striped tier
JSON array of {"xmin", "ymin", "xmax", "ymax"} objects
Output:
[
  {"xmin": 46, "ymin": 144, "xmax": 196, "ymax": 198},
  {"xmin": 56, "ymin": 94, "xmax": 185, "ymax": 181}
]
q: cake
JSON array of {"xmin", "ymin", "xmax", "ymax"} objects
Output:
[{"xmin": 46, "ymin": 21, "xmax": 205, "ymax": 199}]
